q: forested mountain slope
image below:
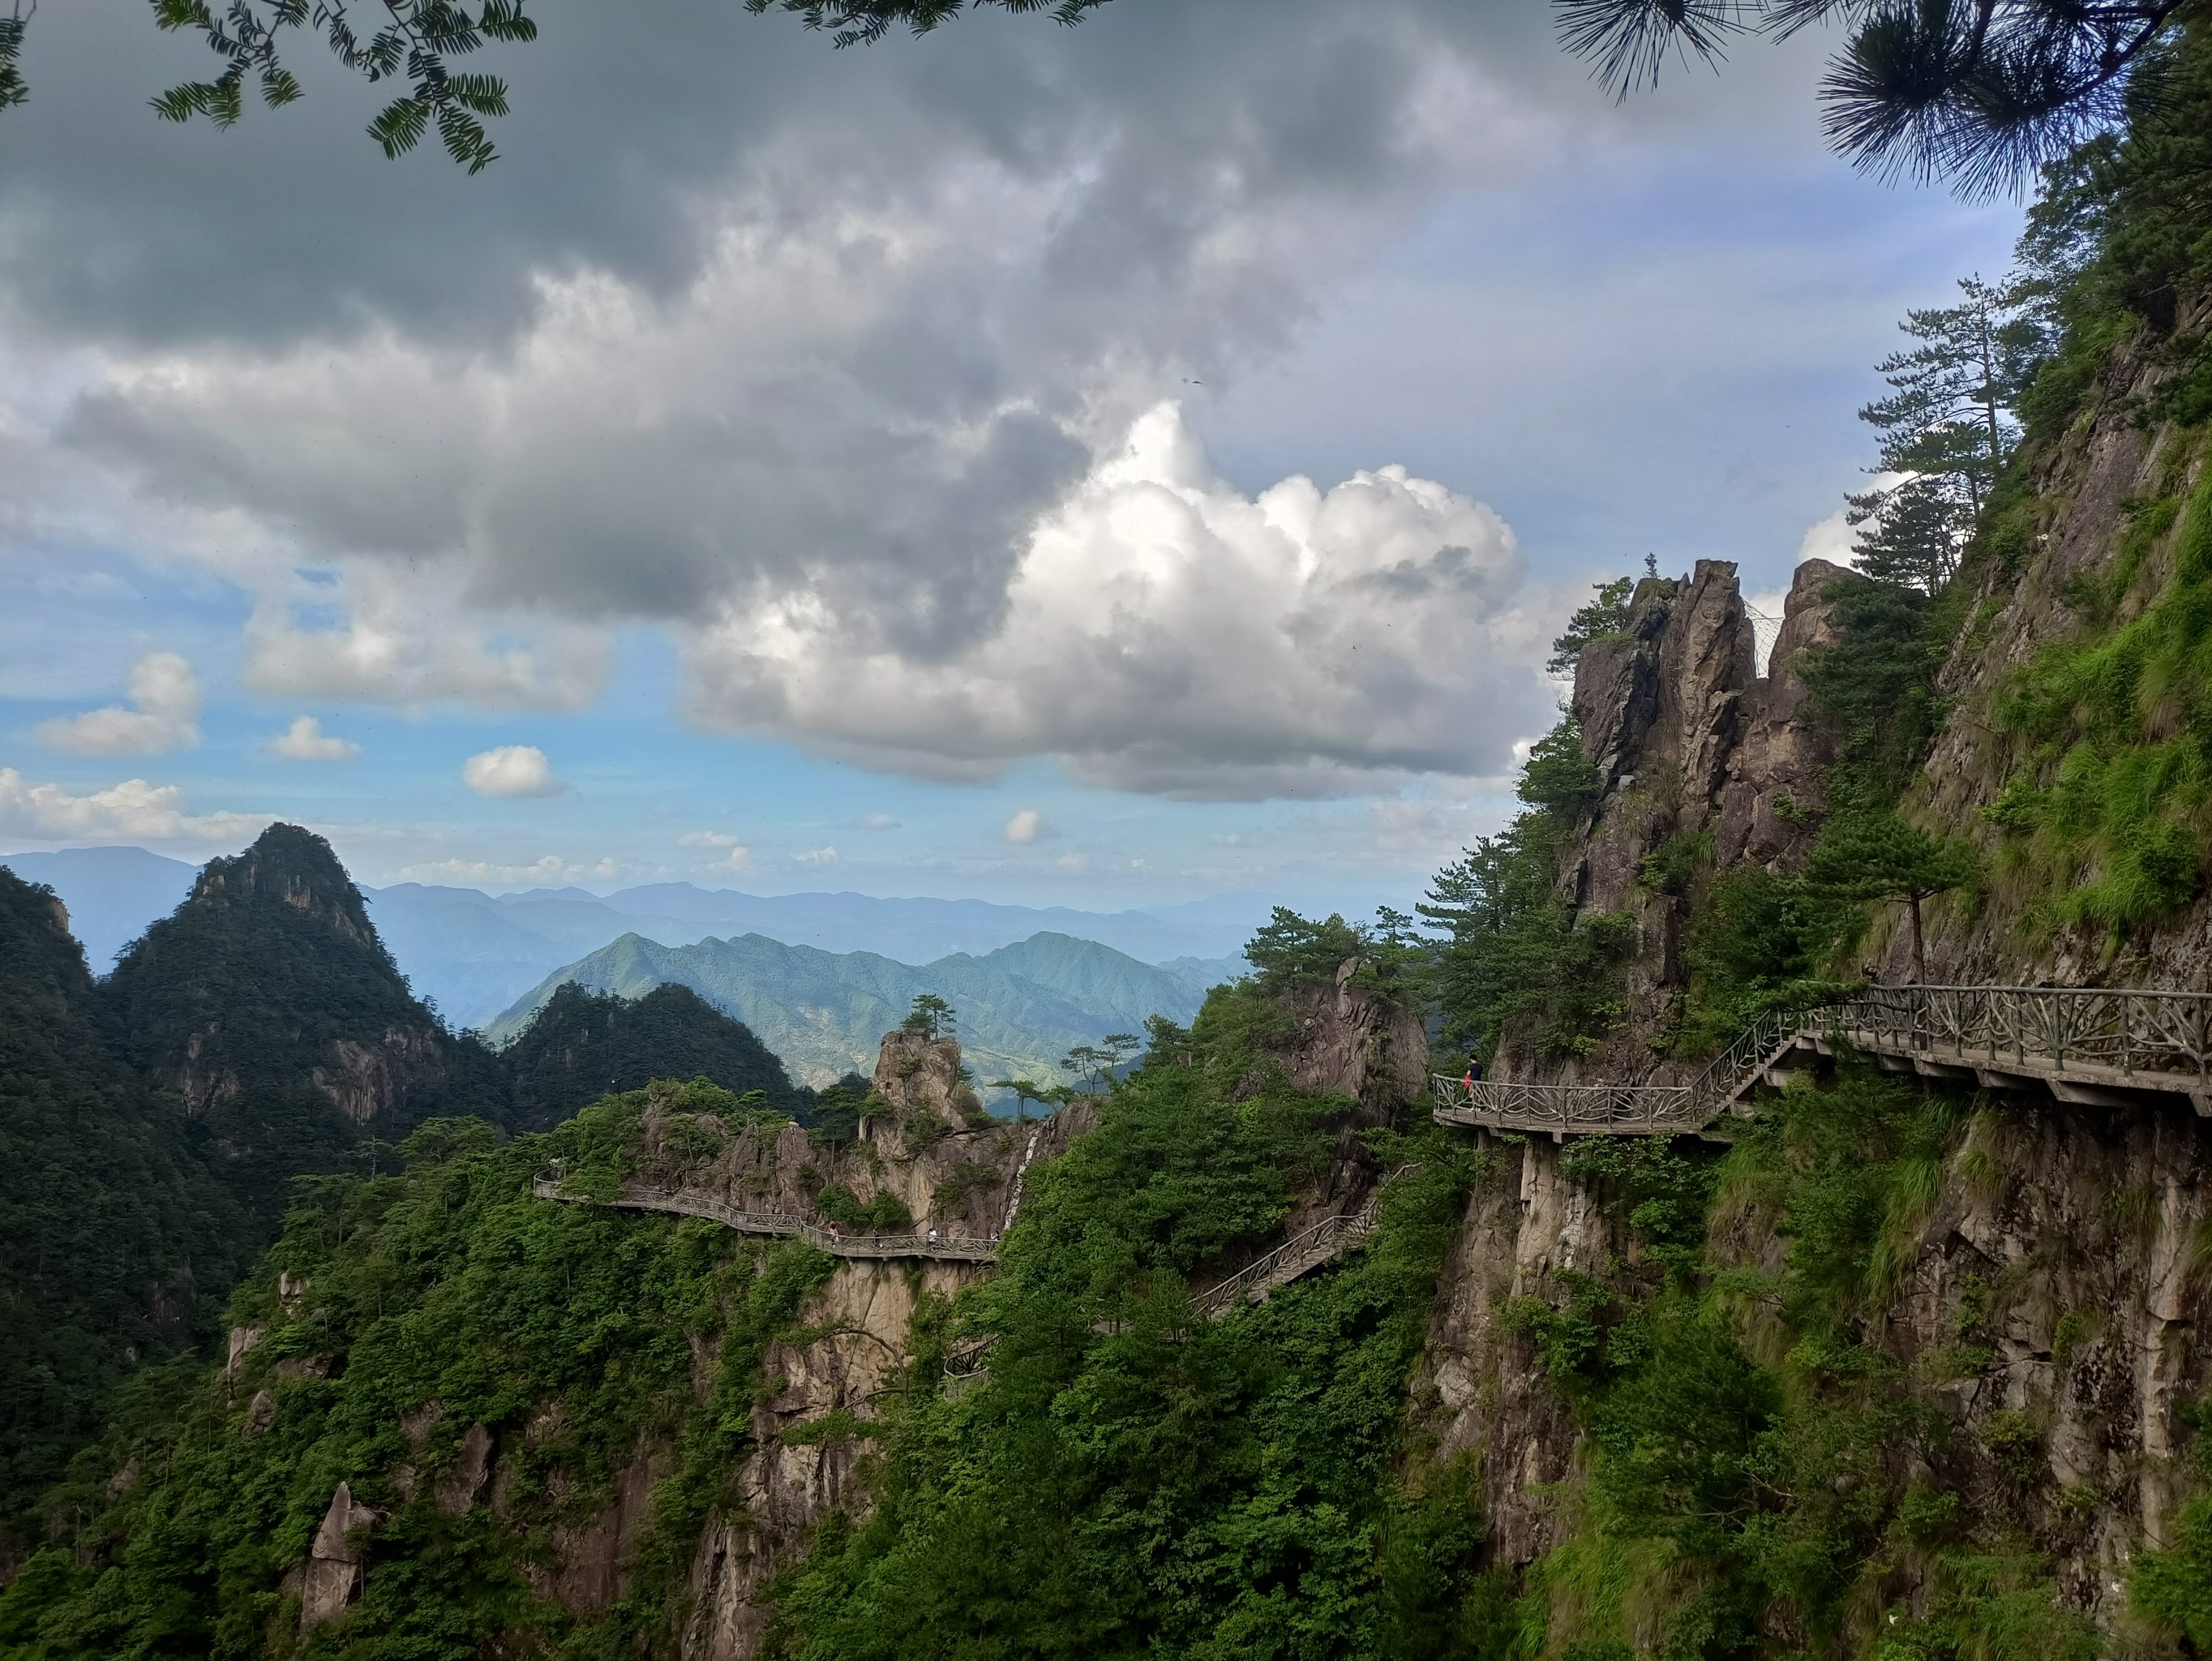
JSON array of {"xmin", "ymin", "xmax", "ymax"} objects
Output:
[
  {"xmin": 0, "ymin": 870, "xmax": 246, "ymax": 1569},
  {"xmin": 96, "ymin": 824, "xmax": 499, "ymax": 1221},
  {"xmin": 494, "ymin": 981, "xmax": 820, "ymax": 1131}
]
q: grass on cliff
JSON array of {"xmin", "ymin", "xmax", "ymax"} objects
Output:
[
  {"xmin": 1987, "ymin": 444, "xmax": 2212, "ymax": 944},
  {"xmin": 0, "ymin": 1082, "xmax": 833, "ymax": 1661},
  {"xmin": 773, "ymin": 985, "xmax": 1493, "ymax": 1661}
]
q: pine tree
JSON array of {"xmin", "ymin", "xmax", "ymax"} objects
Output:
[
  {"xmin": 1847, "ymin": 275, "xmax": 2048, "ymax": 592},
  {"xmin": 1803, "ymin": 811, "xmax": 1977, "ymax": 984}
]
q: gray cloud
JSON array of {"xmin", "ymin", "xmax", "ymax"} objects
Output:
[{"xmin": 0, "ymin": 1, "xmax": 1722, "ymax": 788}]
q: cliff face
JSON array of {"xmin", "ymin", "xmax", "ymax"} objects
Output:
[
  {"xmin": 1891, "ymin": 288, "xmax": 2212, "ymax": 989},
  {"xmin": 1500, "ymin": 557, "xmax": 1845, "ymax": 1086},
  {"xmin": 612, "ymin": 1032, "xmax": 1100, "ymax": 1659},
  {"xmin": 98, "ymin": 825, "xmax": 463, "ymax": 1217},
  {"xmin": 1418, "ymin": 1086, "xmax": 2212, "ymax": 1637}
]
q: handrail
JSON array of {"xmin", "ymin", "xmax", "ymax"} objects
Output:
[
  {"xmin": 1434, "ymin": 984, "xmax": 2212, "ymax": 1139},
  {"xmin": 531, "ymin": 1175, "xmax": 999, "ymax": 1261}
]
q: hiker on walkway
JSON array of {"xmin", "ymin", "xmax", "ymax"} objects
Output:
[
  {"xmin": 928, "ymin": 1225, "xmax": 939, "ymax": 1250},
  {"xmin": 1463, "ymin": 1053, "xmax": 1484, "ymax": 1092}
]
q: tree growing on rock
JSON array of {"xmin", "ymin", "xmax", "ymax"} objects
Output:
[
  {"xmin": 902, "ymin": 992, "xmax": 955, "ymax": 1038},
  {"xmin": 1804, "ymin": 810, "xmax": 1978, "ymax": 984}
]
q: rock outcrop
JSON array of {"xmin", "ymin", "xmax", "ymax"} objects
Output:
[
  {"xmin": 1501, "ymin": 557, "xmax": 1844, "ymax": 1086},
  {"xmin": 298, "ymin": 1483, "xmax": 376, "ymax": 1631},
  {"xmin": 1421, "ymin": 1092, "xmax": 2212, "ymax": 1630}
]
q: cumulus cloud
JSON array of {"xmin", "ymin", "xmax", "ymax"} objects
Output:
[
  {"xmin": 461, "ymin": 745, "xmax": 565, "ymax": 799},
  {"xmin": 36, "ymin": 650, "xmax": 200, "ymax": 754},
  {"xmin": 859, "ymin": 813, "xmax": 902, "ymax": 830},
  {"xmin": 794, "ymin": 847, "xmax": 839, "ymax": 865},
  {"xmin": 685, "ymin": 404, "xmax": 1554, "ymax": 797},
  {"xmin": 3, "ymin": 0, "xmax": 1565, "ymax": 786},
  {"xmin": 681, "ymin": 831, "xmax": 752, "ymax": 871},
  {"xmin": 0, "ymin": 766, "xmax": 263, "ymax": 843},
  {"xmin": 268, "ymin": 715, "xmax": 360, "ymax": 761},
  {"xmin": 1005, "ymin": 809, "xmax": 1045, "ymax": 843}
]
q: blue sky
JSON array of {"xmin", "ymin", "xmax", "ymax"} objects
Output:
[{"xmin": 0, "ymin": 2, "xmax": 2021, "ymax": 914}]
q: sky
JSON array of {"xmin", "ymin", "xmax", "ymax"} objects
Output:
[{"xmin": 0, "ymin": 0, "xmax": 2023, "ymax": 915}]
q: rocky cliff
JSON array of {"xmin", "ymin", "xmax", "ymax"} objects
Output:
[
  {"xmin": 1894, "ymin": 286, "xmax": 2212, "ymax": 989},
  {"xmin": 1495, "ymin": 556, "xmax": 1845, "ymax": 1087}
]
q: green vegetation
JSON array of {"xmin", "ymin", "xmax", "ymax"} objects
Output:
[
  {"xmin": 0, "ymin": 872, "xmax": 249, "ymax": 1553},
  {"xmin": 497, "ymin": 981, "xmax": 814, "ymax": 1131},
  {"xmin": 1444, "ymin": 1071, "xmax": 2098, "ymax": 1659},
  {"xmin": 1988, "ymin": 457, "xmax": 2212, "ymax": 942},
  {"xmin": 1547, "ymin": 577, "xmax": 1636, "ymax": 675},
  {"xmin": 774, "ymin": 989, "xmax": 1484, "ymax": 1659},
  {"xmin": 1848, "ymin": 277, "xmax": 2047, "ymax": 594},
  {"xmin": 1423, "ymin": 717, "xmax": 1631, "ymax": 1062},
  {"xmin": 0, "ymin": 1096, "xmax": 838, "ymax": 1658}
]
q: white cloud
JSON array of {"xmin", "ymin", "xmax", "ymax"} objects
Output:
[
  {"xmin": 241, "ymin": 565, "xmax": 610, "ymax": 711},
  {"xmin": 682, "ymin": 834, "xmax": 752, "ymax": 872},
  {"xmin": 794, "ymin": 846, "xmax": 839, "ymax": 865},
  {"xmin": 397, "ymin": 852, "xmax": 602, "ymax": 887},
  {"xmin": 1005, "ymin": 808, "xmax": 1045, "ymax": 843},
  {"xmin": 0, "ymin": 766, "xmax": 262, "ymax": 844},
  {"xmin": 685, "ymin": 404, "xmax": 1554, "ymax": 798},
  {"xmin": 36, "ymin": 650, "xmax": 201, "ymax": 755},
  {"xmin": 461, "ymin": 745, "xmax": 565, "ymax": 799},
  {"xmin": 860, "ymin": 813, "xmax": 902, "ymax": 830},
  {"xmin": 268, "ymin": 714, "xmax": 360, "ymax": 762}
]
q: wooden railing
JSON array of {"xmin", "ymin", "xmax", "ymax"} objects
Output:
[
  {"xmin": 1434, "ymin": 985, "xmax": 2212, "ymax": 1138},
  {"xmin": 1837, "ymin": 985, "xmax": 2212, "ymax": 1080},
  {"xmin": 531, "ymin": 1176, "xmax": 998, "ymax": 1261}
]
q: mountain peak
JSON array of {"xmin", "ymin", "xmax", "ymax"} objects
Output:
[{"xmin": 186, "ymin": 823, "xmax": 378, "ymax": 951}]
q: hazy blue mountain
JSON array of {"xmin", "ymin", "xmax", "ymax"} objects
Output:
[
  {"xmin": 0, "ymin": 848, "xmax": 200, "ymax": 971},
  {"xmin": 544, "ymin": 884, "xmax": 1257, "ymax": 963},
  {"xmin": 2, "ymin": 844, "xmax": 1343, "ymax": 1027},
  {"xmin": 485, "ymin": 930, "xmax": 1215, "ymax": 1091}
]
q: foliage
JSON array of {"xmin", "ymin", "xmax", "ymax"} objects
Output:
[
  {"xmin": 0, "ymin": 872, "xmax": 250, "ymax": 1556},
  {"xmin": 1848, "ymin": 275, "xmax": 2048, "ymax": 593},
  {"xmin": 147, "ymin": 0, "xmax": 534, "ymax": 170},
  {"xmin": 0, "ymin": 1096, "xmax": 837, "ymax": 1658},
  {"xmin": 1478, "ymin": 1070, "xmax": 2098, "ymax": 1658},
  {"xmin": 901, "ymin": 992, "xmax": 954, "ymax": 1037},
  {"xmin": 497, "ymin": 980, "xmax": 814, "ymax": 1130},
  {"xmin": 1803, "ymin": 809, "xmax": 1978, "ymax": 981},
  {"xmin": 812, "ymin": 1183, "xmax": 915, "ymax": 1231},
  {"xmin": 1556, "ymin": 0, "xmax": 2192, "ymax": 195},
  {"xmin": 1424, "ymin": 716, "xmax": 1631, "ymax": 1062},
  {"xmin": 774, "ymin": 1000, "xmax": 1487, "ymax": 1659},
  {"xmin": 1989, "ymin": 456, "xmax": 2212, "ymax": 942},
  {"xmin": 1548, "ymin": 576, "xmax": 1636, "ymax": 675}
]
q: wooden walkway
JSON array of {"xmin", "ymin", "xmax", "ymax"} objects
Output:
[
  {"xmin": 1434, "ymin": 985, "xmax": 2212, "ymax": 1139},
  {"xmin": 531, "ymin": 1177, "xmax": 999, "ymax": 1261}
]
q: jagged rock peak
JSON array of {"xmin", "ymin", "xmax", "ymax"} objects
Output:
[
  {"xmin": 868, "ymin": 1026, "xmax": 978, "ymax": 1141},
  {"xmin": 185, "ymin": 822, "xmax": 378, "ymax": 949}
]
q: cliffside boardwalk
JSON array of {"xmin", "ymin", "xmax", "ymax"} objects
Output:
[
  {"xmin": 530, "ymin": 1175, "xmax": 1001, "ymax": 1261},
  {"xmin": 1435, "ymin": 984, "xmax": 2212, "ymax": 1138}
]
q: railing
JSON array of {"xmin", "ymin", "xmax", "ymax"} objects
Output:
[
  {"xmin": 1433, "ymin": 985, "xmax": 2212, "ymax": 1139},
  {"xmin": 1835, "ymin": 985, "xmax": 2212, "ymax": 1083},
  {"xmin": 531, "ymin": 1175, "xmax": 998, "ymax": 1261}
]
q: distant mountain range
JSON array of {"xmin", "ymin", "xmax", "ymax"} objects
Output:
[
  {"xmin": 0, "ymin": 847, "xmax": 1282, "ymax": 1026},
  {"xmin": 485, "ymin": 929, "xmax": 1234, "ymax": 1090}
]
